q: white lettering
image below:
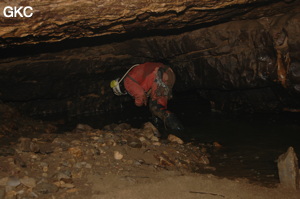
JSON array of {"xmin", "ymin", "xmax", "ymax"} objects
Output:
[
  {"xmin": 3, "ymin": 6, "xmax": 13, "ymax": 17},
  {"xmin": 14, "ymin": 6, "xmax": 23, "ymax": 17},
  {"xmin": 23, "ymin": 6, "xmax": 33, "ymax": 17},
  {"xmin": 3, "ymin": 6, "xmax": 34, "ymax": 18}
]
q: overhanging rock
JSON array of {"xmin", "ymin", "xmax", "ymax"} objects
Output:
[{"xmin": 0, "ymin": 0, "xmax": 298, "ymax": 47}]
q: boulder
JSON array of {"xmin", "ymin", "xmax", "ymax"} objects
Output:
[{"xmin": 277, "ymin": 147, "xmax": 299, "ymax": 189}]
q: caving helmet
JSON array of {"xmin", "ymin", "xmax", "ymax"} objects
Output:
[
  {"xmin": 110, "ymin": 64, "xmax": 140, "ymax": 96},
  {"xmin": 110, "ymin": 78, "xmax": 127, "ymax": 96}
]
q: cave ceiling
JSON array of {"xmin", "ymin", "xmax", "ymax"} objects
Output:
[{"xmin": 0, "ymin": 0, "xmax": 298, "ymax": 48}]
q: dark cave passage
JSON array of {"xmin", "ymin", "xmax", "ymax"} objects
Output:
[{"xmin": 1, "ymin": 1, "xmax": 300, "ymax": 198}]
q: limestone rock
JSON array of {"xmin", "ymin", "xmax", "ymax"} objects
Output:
[
  {"xmin": 3, "ymin": 191, "xmax": 16, "ymax": 199},
  {"xmin": 213, "ymin": 141, "xmax": 222, "ymax": 148},
  {"xmin": 17, "ymin": 138, "xmax": 32, "ymax": 152},
  {"xmin": 39, "ymin": 144, "xmax": 54, "ymax": 154},
  {"xmin": 20, "ymin": 176, "xmax": 36, "ymax": 188},
  {"xmin": 168, "ymin": 134, "xmax": 184, "ymax": 145},
  {"xmin": 151, "ymin": 136, "xmax": 159, "ymax": 142},
  {"xmin": 34, "ymin": 182, "xmax": 59, "ymax": 194},
  {"xmin": 59, "ymin": 182, "xmax": 75, "ymax": 189},
  {"xmin": 114, "ymin": 151, "xmax": 123, "ymax": 160},
  {"xmin": 113, "ymin": 123, "xmax": 131, "ymax": 132},
  {"xmin": 52, "ymin": 138, "xmax": 70, "ymax": 149},
  {"xmin": 277, "ymin": 147, "xmax": 299, "ymax": 190},
  {"xmin": 152, "ymin": 142, "xmax": 161, "ymax": 146},
  {"xmin": 73, "ymin": 124, "xmax": 93, "ymax": 132},
  {"xmin": 29, "ymin": 142, "xmax": 40, "ymax": 153},
  {"xmin": 68, "ymin": 147, "xmax": 83, "ymax": 158},
  {"xmin": 54, "ymin": 172, "xmax": 72, "ymax": 181},
  {"xmin": 105, "ymin": 138, "xmax": 116, "ymax": 146},
  {"xmin": 13, "ymin": 156, "xmax": 27, "ymax": 168},
  {"xmin": 199, "ymin": 156, "xmax": 210, "ymax": 165},
  {"xmin": 6, "ymin": 176, "xmax": 20, "ymax": 187},
  {"xmin": 154, "ymin": 153, "xmax": 175, "ymax": 167},
  {"xmin": 0, "ymin": 177, "xmax": 8, "ymax": 186},
  {"xmin": 143, "ymin": 122, "xmax": 160, "ymax": 138},
  {"xmin": 0, "ymin": 0, "xmax": 292, "ymax": 47},
  {"xmin": 127, "ymin": 137, "xmax": 143, "ymax": 148}
]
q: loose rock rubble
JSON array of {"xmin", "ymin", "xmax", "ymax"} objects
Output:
[
  {"xmin": 0, "ymin": 110, "xmax": 215, "ymax": 198},
  {"xmin": 0, "ymin": 103, "xmax": 57, "ymax": 150}
]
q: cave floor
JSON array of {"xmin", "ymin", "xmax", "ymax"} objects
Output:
[{"xmin": 0, "ymin": 103, "xmax": 300, "ymax": 198}]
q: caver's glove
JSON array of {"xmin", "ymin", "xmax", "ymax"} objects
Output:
[
  {"xmin": 164, "ymin": 113, "xmax": 184, "ymax": 131},
  {"xmin": 134, "ymin": 93, "xmax": 148, "ymax": 106}
]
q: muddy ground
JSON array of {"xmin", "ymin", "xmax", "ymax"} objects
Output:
[{"xmin": 0, "ymin": 104, "xmax": 299, "ymax": 199}]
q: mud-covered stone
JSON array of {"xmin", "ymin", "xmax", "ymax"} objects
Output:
[
  {"xmin": 127, "ymin": 137, "xmax": 143, "ymax": 149},
  {"xmin": 0, "ymin": 178, "xmax": 8, "ymax": 186},
  {"xmin": 53, "ymin": 172, "xmax": 72, "ymax": 181},
  {"xmin": 34, "ymin": 182, "xmax": 59, "ymax": 194},
  {"xmin": 73, "ymin": 124, "xmax": 94, "ymax": 132},
  {"xmin": 29, "ymin": 142, "xmax": 40, "ymax": 153},
  {"xmin": 3, "ymin": 191, "xmax": 16, "ymax": 199},
  {"xmin": 113, "ymin": 123, "xmax": 131, "ymax": 132},
  {"xmin": 52, "ymin": 138, "xmax": 70, "ymax": 150},
  {"xmin": 58, "ymin": 182, "xmax": 75, "ymax": 189},
  {"xmin": 143, "ymin": 122, "xmax": 160, "ymax": 138},
  {"xmin": 154, "ymin": 153, "xmax": 175, "ymax": 167},
  {"xmin": 17, "ymin": 138, "xmax": 32, "ymax": 152},
  {"xmin": 105, "ymin": 139, "xmax": 116, "ymax": 147},
  {"xmin": 199, "ymin": 156, "xmax": 210, "ymax": 165},
  {"xmin": 39, "ymin": 144, "xmax": 54, "ymax": 154},
  {"xmin": 68, "ymin": 147, "xmax": 83, "ymax": 158},
  {"xmin": 6, "ymin": 177, "xmax": 20, "ymax": 187},
  {"xmin": 13, "ymin": 156, "xmax": 27, "ymax": 168},
  {"xmin": 20, "ymin": 176, "xmax": 36, "ymax": 188}
]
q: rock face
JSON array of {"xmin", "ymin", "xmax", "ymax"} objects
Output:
[
  {"xmin": 278, "ymin": 147, "xmax": 299, "ymax": 190},
  {"xmin": 0, "ymin": 1, "xmax": 300, "ymax": 116},
  {"xmin": 0, "ymin": 0, "xmax": 292, "ymax": 47}
]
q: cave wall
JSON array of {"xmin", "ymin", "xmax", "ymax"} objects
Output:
[
  {"xmin": 0, "ymin": 1, "xmax": 300, "ymax": 117},
  {"xmin": 0, "ymin": 0, "xmax": 288, "ymax": 47}
]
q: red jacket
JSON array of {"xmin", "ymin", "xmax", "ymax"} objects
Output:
[{"xmin": 124, "ymin": 62, "xmax": 173, "ymax": 109}]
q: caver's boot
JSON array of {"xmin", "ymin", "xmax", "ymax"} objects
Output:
[
  {"xmin": 151, "ymin": 115, "xmax": 163, "ymax": 128},
  {"xmin": 164, "ymin": 112, "xmax": 184, "ymax": 131},
  {"xmin": 149, "ymin": 99, "xmax": 184, "ymax": 131}
]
